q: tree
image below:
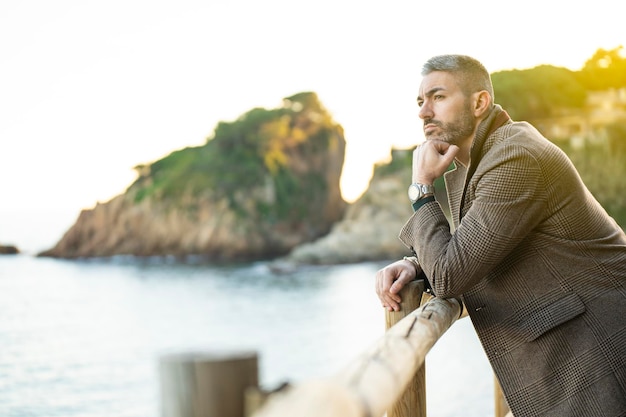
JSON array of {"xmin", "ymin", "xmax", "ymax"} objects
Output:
[
  {"xmin": 492, "ymin": 65, "xmax": 586, "ymax": 122},
  {"xmin": 577, "ymin": 46, "xmax": 626, "ymax": 90}
]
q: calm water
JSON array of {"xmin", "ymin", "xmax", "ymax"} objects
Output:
[{"xmin": 0, "ymin": 255, "xmax": 493, "ymax": 417}]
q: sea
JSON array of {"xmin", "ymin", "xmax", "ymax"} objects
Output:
[{"xmin": 0, "ymin": 254, "xmax": 494, "ymax": 417}]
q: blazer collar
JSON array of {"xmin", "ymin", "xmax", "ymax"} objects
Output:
[{"xmin": 449, "ymin": 105, "xmax": 512, "ymax": 224}]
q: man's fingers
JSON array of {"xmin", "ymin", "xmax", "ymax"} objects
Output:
[
  {"xmin": 375, "ymin": 260, "xmax": 419, "ymax": 312},
  {"xmin": 389, "ymin": 270, "xmax": 414, "ymax": 294},
  {"xmin": 440, "ymin": 144, "xmax": 459, "ymax": 165},
  {"xmin": 414, "ymin": 140, "xmax": 459, "ymax": 182}
]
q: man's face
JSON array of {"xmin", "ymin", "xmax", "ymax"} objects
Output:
[{"xmin": 416, "ymin": 71, "xmax": 475, "ymax": 146}]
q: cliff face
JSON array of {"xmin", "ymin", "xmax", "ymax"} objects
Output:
[
  {"xmin": 278, "ymin": 148, "xmax": 417, "ymax": 265},
  {"xmin": 39, "ymin": 92, "xmax": 348, "ymax": 261}
]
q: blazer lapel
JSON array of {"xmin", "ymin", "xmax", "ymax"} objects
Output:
[{"xmin": 444, "ymin": 162, "xmax": 467, "ymax": 231}]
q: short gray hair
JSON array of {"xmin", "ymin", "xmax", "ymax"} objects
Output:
[{"xmin": 422, "ymin": 54, "xmax": 495, "ymax": 100}]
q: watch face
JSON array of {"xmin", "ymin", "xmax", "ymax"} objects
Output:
[{"xmin": 408, "ymin": 184, "xmax": 421, "ymax": 201}]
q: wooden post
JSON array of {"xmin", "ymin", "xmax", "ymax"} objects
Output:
[
  {"xmin": 159, "ymin": 350, "xmax": 258, "ymax": 417},
  {"xmin": 251, "ymin": 294, "xmax": 461, "ymax": 417},
  {"xmin": 385, "ymin": 280, "xmax": 427, "ymax": 417},
  {"xmin": 494, "ymin": 375, "xmax": 511, "ymax": 417}
]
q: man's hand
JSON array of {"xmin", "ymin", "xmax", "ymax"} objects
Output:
[
  {"xmin": 375, "ymin": 259, "xmax": 421, "ymax": 311},
  {"xmin": 413, "ymin": 140, "xmax": 459, "ymax": 184}
]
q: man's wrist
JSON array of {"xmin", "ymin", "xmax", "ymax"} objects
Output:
[
  {"xmin": 402, "ymin": 256, "xmax": 420, "ymax": 273},
  {"xmin": 412, "ymin": 178, "xmax": 434, "ymax": 185}
]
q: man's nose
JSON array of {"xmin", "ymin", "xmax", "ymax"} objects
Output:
[{"xmin": 418, "ymin": 103, "xmax": 432, "ymax": 120}]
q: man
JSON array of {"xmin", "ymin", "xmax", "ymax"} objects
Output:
[{"xmin": 375, "ymin": 54, "xmax": 626, "ymax": 416}]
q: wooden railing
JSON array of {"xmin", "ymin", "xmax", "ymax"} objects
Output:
[{"xmin": 159, "ymin": 279, "xmax": 511, "ymax": 417}]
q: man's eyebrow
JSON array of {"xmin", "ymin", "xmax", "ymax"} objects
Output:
[{"xmin": 417, "ymin": 86, "xmax": 446, "ymax": 101}]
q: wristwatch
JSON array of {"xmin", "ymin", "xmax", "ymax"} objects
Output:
[{"xmin": 408, "ymin": 183, "xmax": 435, "ymax": 203}]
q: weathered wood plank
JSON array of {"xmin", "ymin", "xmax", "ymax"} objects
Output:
[{"xmin": 252, "ymin": 284, "xmax": 461, "ymax": 417}]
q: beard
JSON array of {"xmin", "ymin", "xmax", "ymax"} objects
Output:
[{"xmin": 424, "ymin": 104, "xmax": 474, "ymax": 145}]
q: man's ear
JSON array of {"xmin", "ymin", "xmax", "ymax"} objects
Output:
[{"xmin": 473, "ymin": 90, "xmax": 492, "ymax": 117}]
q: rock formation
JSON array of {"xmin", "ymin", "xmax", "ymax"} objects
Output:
[
  {"xmin": 0, "ymin": 244, "xmax": 19, "ymax": 255},
  {"xmin": 38, "ymin": 92, "xmax": 348, "ymax": 261},
  {"xmin": 275, "ymin": 148, "xmax": 417, "ymax": 265}
]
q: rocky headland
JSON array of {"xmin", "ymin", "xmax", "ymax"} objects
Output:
[
  {"xmin": 0, "ymin": 244, "xmax": 19, "ymax": 255},
  {"xmin": 39, "ymin": 92, "xmax": 348, "ymax": 261}
]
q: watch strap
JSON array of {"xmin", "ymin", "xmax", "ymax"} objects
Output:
[{"xmin": 411, "ymin": 195, "xmax": 436, "ymax": 212}]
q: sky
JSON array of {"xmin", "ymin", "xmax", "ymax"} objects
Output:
[{"xmin": 1, "ymin": 0, "xmax": 623, "ymax": 254}]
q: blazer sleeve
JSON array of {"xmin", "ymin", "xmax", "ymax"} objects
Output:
[{"xmin": 399, "ymin": 142, "xmax": 548, "ymax": 298}]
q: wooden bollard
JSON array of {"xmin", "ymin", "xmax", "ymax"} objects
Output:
[
  {"xmin": 385, "ymin": 280, "xmax": 427, "ymax": 417},
  {"xmin": 159, "ymin": 350, "xmax": 258, "ymax": 417},
  {"xmin": 494, "ymin": 375, "xmax": 511, "ymax": 417}
]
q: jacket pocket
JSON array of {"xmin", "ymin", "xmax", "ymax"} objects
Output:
[{"xmin": 518, "ymin": 292, "xmax": 586, "ymax": 342}]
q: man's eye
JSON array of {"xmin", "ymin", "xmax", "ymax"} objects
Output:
[
  {"xmin": 417, "ymin": 101, "xmax": 423, "ymax": 107},
  {"xmin": 434, "ymin": 95, "xmax": 443, "ymax": 100}
]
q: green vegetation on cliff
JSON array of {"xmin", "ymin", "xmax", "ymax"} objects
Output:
[
  {"xmin": 492, "ymin": 46, "xmax": 626, "ymax": 122},
  {"xmin": 129, "ymin": 92, "xmax": 345, "ymax": 224},
  {"xmin": 492, "ymin": 65, "xmax": 587, "ymax": 121}
]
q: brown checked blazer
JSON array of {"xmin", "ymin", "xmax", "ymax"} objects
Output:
[{"xmin": 399, "ymin": 105, "xmax": 626, "ymax": 416}]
